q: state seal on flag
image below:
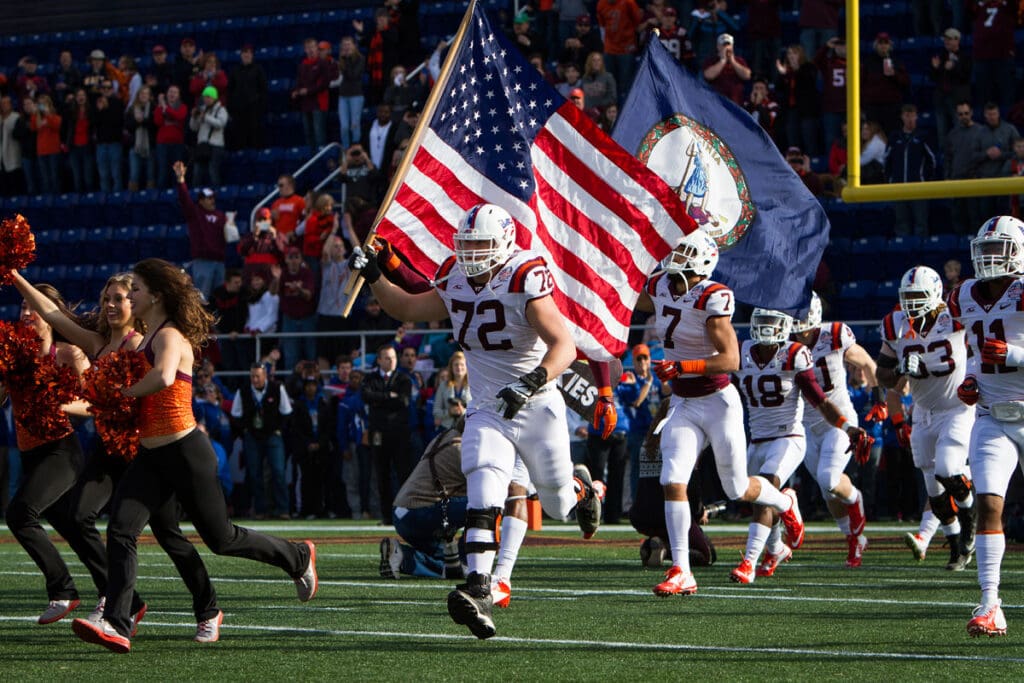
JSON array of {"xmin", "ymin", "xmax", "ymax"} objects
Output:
[{"xmin": 635, "ymin": 114, "xmax": 755, "ymax": 250}]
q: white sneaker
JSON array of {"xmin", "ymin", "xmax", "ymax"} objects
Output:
[
  {"xmin": 652, "ymin": 566, "xmax": 698, "ymax": 596},
  {"xmin": 491, "ymin": 577, "xmax": 511, "ymax": 608},
  {"xmin": 904, "ymin": 532, "xmax": 927, "ymax": 561},
  {"xmin": 379, "ymin": 538, "xmax": 403, "ymax": 579},
  {"xmin": 195, "ymin": 610, "xmax": 224, "ymax": 643},
  {"xmin": 38, "ymin": 598, "xmax": 80, "ymax": 625},
  {"xmin": 71, "ymin": 616, "xmax": 130, "ymax": 653},
  {"xmin": 88, "ymin": 597, "xmax": 106, "ymax": 622},
  {"xmin": 968, "ymin": 600, "xmax": 1007, "ymax": 637}
]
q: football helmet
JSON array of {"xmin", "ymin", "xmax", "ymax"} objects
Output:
[
  {"xmin": 454, "ymin": 203, "xmax": 517, "ymax": 277},
  {"xmin": 662, "ymin": 230, "xmax": 719, "ymax": 278},
  {"xmin": 898, "ymin": 266, "xmax": 944, "ymax": 319},
  {"xmin": 971, "ymin": 215, "xmax": 1024, "ymax": 280},
  {"xmin": 790, "ymin": 291, "xmax": 822, "ymax": 334},
  {"xmin": 749, "ymin": 308, "xmax": 792, "ymax": 345}
]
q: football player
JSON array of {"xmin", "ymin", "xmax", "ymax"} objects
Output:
[
  {"xmin": 876, "ymin": 265, "xmax": 977, "ymax": 571},
  {"xmin": 789, "ymin": 292, "xmax": 881, "ymax": 567},
  {"xmin": 732, "ymin": 309, "xmax": 871, "ymax": 583},
  {"xmin": 634, "ymin": 231, "xmax": 806, "ymax": 597},
  {"xmin": 948, "ymin": 216, "xmax": 1024, "ymax": 637},
  {"xmin": 349, "ymin": 203, "xmax": 603, "ymax": 640}
]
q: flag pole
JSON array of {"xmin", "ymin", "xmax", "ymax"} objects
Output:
[{"xmin": 340, "ymin": 0, "xmax": 479, "ymax": 317}]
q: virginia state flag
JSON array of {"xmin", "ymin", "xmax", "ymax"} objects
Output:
[{"xmin": 613, "ymin": 38, "xmax": 830, "ymax": 316}]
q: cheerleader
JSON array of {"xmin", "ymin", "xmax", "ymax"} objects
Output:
[{"xmin": 72, "ymin": 259, "xmax": 317, "ymax": 654}]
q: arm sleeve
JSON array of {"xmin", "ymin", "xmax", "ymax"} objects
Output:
[{"xmin": 794, "ymin": 369, "xmax": 827, "ymax": 408}]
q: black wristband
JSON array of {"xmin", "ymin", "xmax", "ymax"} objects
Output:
[
  {"xmin": 519, "ymin": 366, "xmax": 548, "ymax": 393},
  {"xmin": 870, "ymin": 386, "xmax": 886, "ymax": 404}
]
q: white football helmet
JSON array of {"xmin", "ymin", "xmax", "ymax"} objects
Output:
[
  {"xmin": 662, "ymin": 230, "xmax": 719, "ymax": 278},
  {"xmin": 789, "ymin": 291, "xmax": 822, "ymax": 334},
  {"xmin": 971, "ymin": 215, "xmax": 1024, "ymax": 280},
  {"xmin": 454, "ymin": 203, "xmax": 517, "ymax": 277},
  {"xmin": 750, "ymin": 308, "xmax": 792, "ymax": 345},
  {"xmin": 898, "ymin": 265, "xmax": 944, "ymax": 319}
]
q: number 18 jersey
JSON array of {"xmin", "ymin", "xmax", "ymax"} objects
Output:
[
  {"xmin": 435, "ymin": 249, "xmax": 555, "ymax": 405},
  {"xmin": 735, "ymin": 340, "xmax": 814, "ymax": 440}
]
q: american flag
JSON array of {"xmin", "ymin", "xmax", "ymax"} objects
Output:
[{"xmin": 376, "ymin": 1, "xmax": 694, "ymax": 360}]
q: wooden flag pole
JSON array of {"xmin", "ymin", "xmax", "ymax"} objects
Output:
[{"xmin": 340, "ymin": 0, "xmax": 479, "ymax": 317}]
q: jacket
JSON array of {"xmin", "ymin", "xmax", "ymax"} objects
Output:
[
  {"xmin": 177, "ymin": 181, "xmax": 227, "ymax": 260},
  {"xmin": 361, "ymin": 369, "xmax": 412, "ymax": 432},
  {"xmin": 189, "ymin": 100, "xmax": 228, "ymax": 148},
  {"xmin": 885, "ymin": 129, "xmax": 936, "ymax": 183}
]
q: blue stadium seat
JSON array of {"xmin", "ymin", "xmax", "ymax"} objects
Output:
[
  {"xmin": 883, "ymin": 235, "xmax": 920, "ymax": 278},
  {"xmin": 64, "ymin": 264, "xmax": 94, "ymax": 301},
  {"xmin": 22, "ymin": 265, "xmax": 42, "ymax": 283},
  {"xmin": 39, "ymin": 264, "xmax": 67, "ymax": 285},
  {"xmin": 138, "ymin": 224, "xmax": 168, "ymax": 259},
  {"xmin": 76, "ymin": 191, "xmax": 106, "ymax": 227},
  {"xmin": 105, "ymin": 191, "xmax": 130, "ymax": 224},
  {"xmin": 82, "ymin": 226, "xmax": 113, "ymax": 264},
  {"xmin": 850, "ymin": 236, "xmax": 887, "ymax": 255},
  {"xmin": 56, "ymin": 229, "xmax": 85, "ymax": 263},
  {"xmin": 110, "ymin": 225, "xmax": 140, "ymax": 263},
  {"xmin": 0, "ymin": 304, "xmax": 20, "ymax": 321},
  {"xmin": 165, "ymin": 224, "xmax": 190, "ymax": 263},
  {"xmin": 33, "ymin": 228, "xmax": 61, "ymax": 263},
  {"xmin": 839, "ymin": 280, "xmax": 877, "ymax": 320}
]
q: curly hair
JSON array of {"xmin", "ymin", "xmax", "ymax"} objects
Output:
[
  {"xmin": 32, "ymin": 282, "xmax": 80, "ymax": 344},
  {"xmin": 88, "ymin": 273, "xmax": 146, "ymax": 341},
  {"xmin": 132, "ymin": 259, "xmax": 216, "ymax": 353}
]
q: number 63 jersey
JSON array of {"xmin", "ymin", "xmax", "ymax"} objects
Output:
[
  {"xmin": 948, "ymin": 278, "xmax": 1024, "ymax": 405},
  {"xmin": 880, "ymin": 307, "xmax": 967, "ymax": 412},
  {"xmin": 435, "ymin": 249, "xmax": 555, "ymax": 405},
  {"xmin": 735, "ymin": 340, "xmax": 814, "ymax": 440}
]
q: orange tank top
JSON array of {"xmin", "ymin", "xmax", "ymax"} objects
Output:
[{"xmin": 137, "ymin": 325, "xmax": 197, "ymax": 439}]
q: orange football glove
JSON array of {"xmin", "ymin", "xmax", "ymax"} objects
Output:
[
  {"xmin": 982, "ymin": 338, "xmax": 1008, "ymax": 365},
  {"xmin": 846, "ymin": 427, "xmax": 875, "ymax": 465},
  {"xmin": 957, "ymin": 376, "xmax": 979, "ymax": 406},
  {"xmin": 592, "ymin": 391, "xmax": 617, "ymax": 440},
  {"xmin": 891, "ymin": 413, "xmax": 911, "ymax": 448}
]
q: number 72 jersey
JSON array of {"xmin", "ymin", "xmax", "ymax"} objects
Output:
[
  {"xmin": 948, "ymin": 278, "xmax": 1024, "ymax": 405},
  {"xmin": 880, "ymin": 307, "xmax": 966, "ymax": 412}
]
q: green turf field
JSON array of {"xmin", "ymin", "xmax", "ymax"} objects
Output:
[{"xmin": 1, "ymin": 522, "xmax": 1022, "ymax": 680}]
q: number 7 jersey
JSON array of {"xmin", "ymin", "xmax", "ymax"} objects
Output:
[{"xmin": 435, "ymin": 249, "xmax": 555, "ymax": 403}]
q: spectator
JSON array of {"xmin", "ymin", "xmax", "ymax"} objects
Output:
[
  {"xmin": 231, "ymin": 363, "xmax": 293, "ymax": 520},
  {"xmin": 976, "ymin": 102, "xmax": 1021, "ymax": 219},
  {"xmin": 28, "ymin": 94, "xmax": 61, "ymax": 194},
  {"xmin": 399, "ymin": 343, "xmax": 429, "ymax": 460},
  {"xmin": 226, "ymin": 44, "xmax": 267, "ymax": 150},
  {"xmin": 363, "ymin": 103, "xmax": 398, "ymax": 175},
  {"xmin": 317, "ymin": 236, "xmax": 352, "ymax": 363},
  {"xmin": 362, "ymin": 343, "xmax": 413, "ymax": 525},
  {"xmin": 654, "ymin": 7, "xmax": 696, "ymax": 73},
  {"xmin": 774, "ymin": 44, "xmax": 820, "ymax": 155},
  {"xmin": 289, "ymin": 377, "xmax": 342, "ymax": 519},
  {"xmin": 14, "ymin": 56, "xmax": 49, "ymax": 103},
  {"xmin": 270, "ymin": 174, "xmax": 306, "ymax": 240},
  {"xmin": 0, "ymin": 96, "xmax": 24, "ymax": 196},
  {"xmin": 81, "ymin": 49, "xmax": 123, "ymax": 101},
  {"xmin": 912, "ymin": 0, "xmax": 944, "ymax": 36},
  {"xmin": 189, "ymin": 53, "xmax": 227, "ymax": 106},
  {"xmin": 814, "ymin": 36, "xmax": 847, "ymax": 164},
  {"xmin": 558, "ymin": 14, "xmax": 604, "ymax": 74},
  {"xmin": 385, "ymin": 0, "xmax": 423, "ymax": 69},
  {"xmin": 188, "ymin": 86, "xmax": 228, "ymax": 187},
  {"xmin": 125, "ymin": 85, "xmax": 157, "ymax": 191},
  {"xmin": 744, "ymin": 0, "xmax": 783, "ymax": 78},
  {"xmin": 619, "ymin": 343, "xmax": 666, "ymax": 499},
  {"xmin": 337, "ymin": 366, "xmax": 373, "ymax": 518},
  {"xmin": 49, "ymin": 51, "xmax": 82, "ymax": 105},
  {"xmin": 531, "ymin": 0, "xmax": 559, "ymax": 60},
  {"xmin": 356, "ymin": 8, "xmax": 401, "ymax": 106},
  {"xmin": 15, "ymin": 98, "xmax": 38, "ymax": 195},
  {"xmin": 61, "ymin": 88, "xmax": 94, "ymax": 193},
  {"xmin": 597, "ymin": 103, "xmax": 619, "ymax": 134},
  {"xmin": 173, "ymin": 38, "xmax": 203, "ymax": 106},
  {"xmin": 145, "ymin": 45, "xmax": 175, "ymax": 98},
  {"xmin": 555, "ymin": 62, "xmax": 584, "ymax": 99},
  {"xmin": 118, "ymin": 55, "xmax": 143, "ymax": 107},
  {"xmin": 358, "ymin": 296, "xmax": 400, "ymax": 354},
  {"xmin": 943, "ymin": 258, "xmax": 965, "ymax": 295},
  {"xmin": 929, "ymin": 27, "xmax": 972, "ymax": 148},
  {"xmin": 154, "ymin": 85, "xmax": 188, "ymax": 188},
  {"xmin": 174, "ymin": 160, "xmax": 227, "ymax": 299},
  {"xmin": 382, "ymin": 65, "xmax": 426, "ymax": 123},
  {"xmin": 827, "ymin": 121, "xmax": 847, "ymax": 182},
  {"xmin": 243, "ymin": 266, "xmax": 281, "ymax": 365},
  {"xmin": 292, "ymin": 38, "xmax": 330, "ymax": 150},
  {"xmin": 743, "ymin": 77, "xmax": 779, "ymax": 140},
  {"xmin": 299, "ymin": 192, "xmax": 339, "ymax": 278},
  {"xmin": 797, "ymin": 0, "xmax": 841, "ymax": 59},
  {"xmin": 703, "ymin": 33, "xmax": 751, "ymax": 106},
  {"xmin": 208, "ymin": 268, "xmax": 248, "ymax": 388},
  {"xmin": 1004, "ymin": 137, "xmax": 1024, "ymax": 218},
  {"xmin": 885, "ymin": 104, "xmax": 936, "ymax": 236},
  {"xmin": 239, "ymin": 207, "xmax": 287, "ymax": 281},
  {"xmin": 318, "ymin": 42, "xmax": 338, "ymax": 112},
  {"xmin": 92, "ymin": 79, "xmax": 125, "ymax": 192},
  {"xmin": 969, "ymin": 0, "xmax": 1017, "ymax": 114},
  {"xmin": 432, "ymin": 351, "xmax": 469, "ymax": 432},
  {"xmin": 861, "ymin": 32, "xmax": 910, "ymax": 136},
  {"xmin": 597, "ymin": 0, "xmax": 643, "ymax": 98},
  {"xmin": 945, "ymin": 101, "xmax": 986, "ymax": 234},
  {"xmin": 335, "ymin": 36, "xmax": 366, "ymax": 150},
  {"xmin": 279, "ymin": 247, "xmax": 318, "ymax": 369},
  {"xmin": 580, "ymin": 52, "xmax": 617, "ymax": 111},
  {"xmin": 688, "ymin": 0, "xmax": 740, "ymax": 65},
  {"xmin": 860, "ymin": 120, "xmax": 887, "ymax": 185},
  {"xmin": 785, "ymin": 146, "xmax": 825, "ymax": 196},
  {"xmin": 510, "ymin": 11, "xmax": 542, "ymax": 58},
  {"xmin": 193, "ymin": 382, "xmax": 232, "ymax": 453}
]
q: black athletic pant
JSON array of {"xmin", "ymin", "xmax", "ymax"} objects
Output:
[
  {"xmin": 105, "ymin": 429, "xmax": 307, "ymax": 637},
  {"xmin": 64, "ymin": 444, "xmax": 217, "ymax": 620},
  {"xmin": 585, "ymin": 432, "xmax": 628, "ymax": 523},
  {"xmin": 5, "ymin": 434, "xmax": 83, "ymax": 601},
  {"xmin": 371, "ymin": 429, "xmax": 411, "ymax": 525}
]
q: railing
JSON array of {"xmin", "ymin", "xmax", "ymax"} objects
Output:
[{"xmin": 248, "ymin": 142, "xmax": 344, "ymax": 230}]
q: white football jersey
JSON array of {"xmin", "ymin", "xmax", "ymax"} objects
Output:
[
  {"xmin": 435, "ymin": 250, "xmax": 555, "ymax": 406},
  {"xmin": 948, "ymin": 277, "xmax": 1024, "ymax": 405},
  {"xmin": 801, "ymin": 322, "xmax": 857, "ymax": 429},
  {"xmin": 880, "ymin": 307, "xmax": 967, "ymax": 412},
  {"xmin": 735, "ymin": 340, "xmax": 814, "ymax": 440}
]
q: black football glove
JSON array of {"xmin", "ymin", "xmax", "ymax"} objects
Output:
[
  {"xmin": 496, "ymin": 366, "xmax": 547, "ymax": 420},
  {"xmin": 349, "ymin": 246, "xmax": 382, "ymax": 284}
]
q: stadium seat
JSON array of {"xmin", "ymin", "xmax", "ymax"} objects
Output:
[
  {"xmin": 82, "ymin": 226, "xmax": 113, "ymax": 264},
  {"xmin": 0, "ymin": 304, "xmax": 20, "ymax": 321},
  {"xmin": 33, "ymin": 228, "xmax": 61, "ymax": 263},
  {"xmin": 64, "ymin": 264, "xmax": 94, "ymax": 301},
  {"xmin": 138, "ymin": 224, "xmax": 168, "ymax": 259},
  {"xmin": 839, "ymin": 280, "xmax": 877, "ymax": 320},
  {"xmin": 56, "ymin": 229, "xmax": 85, "ymax": 263},
  {"xmin": 165, "ymin": 224, "xmax": 190, "ymax": 263},
  {"xmin": 850, "ymin": 236, "xmax": 887, "ymax": 255},
  {"xmin": 39, "ymin": 264, "xmax": 67, "ymax": 285},
  {"xmin": 110, "ymin": 225, "xmax": 140, "ymax": 263}
]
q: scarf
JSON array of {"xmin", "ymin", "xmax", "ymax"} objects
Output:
[{"xmin": 133, "ymin": 101, "xmax": 151, "ymax": 158}]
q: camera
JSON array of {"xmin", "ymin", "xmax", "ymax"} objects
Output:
[{"xmin": 703, "ymin": 500, "xmax": 727, "ymax": 519}]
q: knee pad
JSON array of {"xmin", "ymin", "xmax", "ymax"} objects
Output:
[
  {"xmin": 464, "ymin": 507, "xmax": 502, "ymax": 554},
  {"xmin": 936, "ymin": 474, "xmax": 973, "ymax": 501},
  {"xmin": 929, "ymin": 493, "xmax": 957, "ymax": 523}
]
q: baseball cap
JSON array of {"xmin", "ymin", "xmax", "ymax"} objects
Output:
[
  {"xmin": 663, "ymin": 7, "xmax": 677, "ymax": 17},
  {"xmin": 181, "ymin": 37, "xmax": 196, "ymax": 47},
  {"xmin": 875, "ymin": 32, "xmax": 891, "ymax": 42},
  {"xmin": 201, "ymin": 86, "xmax": 219, "ymax": 99},
  {"xmin": 786, "ymin": 146, "xmax": 802, "ymax": 158},
  {"xmin": 576, "ymin": 14, "xmax": 591, "ymax": 26},
  {"xmin": 22, "ymin": 55, "xmax": 37, "ymax": 64},
  {"xmin": 285, "ymin": 245, "xmax": 302, "ymax": 256},
  {"xmin": 200, "ymin": 187, "xmax": 216, "ymax": 198},
  {"xmin": 257, "ymin": 207, "xmax": 272, "ymax": 219},
  {"xmin": 152, "ymin": 44, "xmax": 167, "ymax": 54},
  {"xmin": 943, "ymin": 28, "xmax": 961, "ymax": 40},
  {"xmin": 514, "ymin": 11, "xmax": 530, "ymax": 24},
  {"xmin": 569, "ymin": 88, "xmax": 584, "ymax": 99},
  {"xmin": 632, "ymin": 343, "xmax": 651, "ymax": 359},
  {"xmin": 317, "ymin": 40, "xmax": 331, "ymax": 51},
  {"xmin": 717, "ymin": 33, "xmax": 734, "ymax": 46},
  {"xmin": 89, "ymin": 49, "xmax": 106, "ymax": 60},
  {"xmin": 240, "ymin": 43, "xmax": 255, "ymax": 53}
]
